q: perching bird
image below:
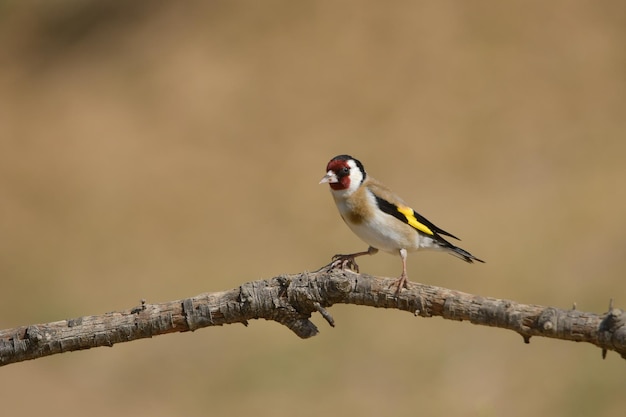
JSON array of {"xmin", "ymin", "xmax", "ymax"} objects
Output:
[{"xmin": 320, "ymin": 154, "xmax": 484, "ymax": 292}]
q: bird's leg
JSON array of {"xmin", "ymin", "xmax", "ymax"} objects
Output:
[
  {"xmin": 328, "ymin": 246, "xmax": 378, "ymax": 273},
  {"xmin": 391, "ymin": 248, "xmax": 409, "ymax": 294}
]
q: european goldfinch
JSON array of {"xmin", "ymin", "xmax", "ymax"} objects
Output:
[{"xmin": 320, "ymin": 154, "xmax": 484, "ymax": 292}]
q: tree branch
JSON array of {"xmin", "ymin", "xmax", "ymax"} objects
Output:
[{"xmin": 1, "ymin": 269, "xmax": 625, "ymax": 366}]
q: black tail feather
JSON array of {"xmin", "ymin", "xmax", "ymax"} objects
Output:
[{"xmin": 447, "ymin": 245, "xmax": 485, "ymax": 263}]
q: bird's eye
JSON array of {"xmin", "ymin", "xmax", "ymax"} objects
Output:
[{"xmin": 340, "ymin": 167, "xmax": 350, "ymax": 175}]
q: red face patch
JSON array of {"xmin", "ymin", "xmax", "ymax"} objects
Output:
[{"xmin": 326, "ymin": 159, "xmax": 351, "ymax": 190}]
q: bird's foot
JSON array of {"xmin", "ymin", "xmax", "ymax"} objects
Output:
[
  {"xmin": 390, "ymin": 273, "xmax": 409, "ymax": 295},
  {"xmin": 327, "ymin": 254, "xmax": 361, "ymax": 273}
]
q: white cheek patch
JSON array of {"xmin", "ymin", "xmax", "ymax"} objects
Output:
[{"xmin": 346, "ymin": 159, "xmax": 364, "ymax": 193}]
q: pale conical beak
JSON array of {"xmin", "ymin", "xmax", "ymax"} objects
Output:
[{"xmin": 319, "ymin": 171, "xmax": 338, "ymax": 184}]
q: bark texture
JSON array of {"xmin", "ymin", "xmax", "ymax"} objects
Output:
[{"xmin": 1, "ymin": 270, "xmax": 624, "ymax": 366}]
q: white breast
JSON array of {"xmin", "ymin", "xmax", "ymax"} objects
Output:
[{"xmin": 332, "ymin": 188, "xmax": 433, "ymax": 254}]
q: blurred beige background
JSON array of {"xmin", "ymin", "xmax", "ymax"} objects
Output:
[{"xmin": 1, "ymin": 1, "xmax": 625, "ymax": 416}]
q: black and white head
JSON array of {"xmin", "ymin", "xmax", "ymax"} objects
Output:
[{"xmin": 319, "ymin": 154, "xmax": 367, "ymax": 194}]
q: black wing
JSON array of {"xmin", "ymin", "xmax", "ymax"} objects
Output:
[{"xmin": 374, "ymin": 195, "xmax": 460, "ymax": 240}]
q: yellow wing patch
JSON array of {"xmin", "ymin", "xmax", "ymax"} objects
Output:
[{"xmin": 397, "ymin": 205, "xmax": 434, "ymax": 236}]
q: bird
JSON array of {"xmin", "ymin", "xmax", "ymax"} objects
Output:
[{"xmin": 320, "ymin": 154, "xmax": 484, "ymax": 292}]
